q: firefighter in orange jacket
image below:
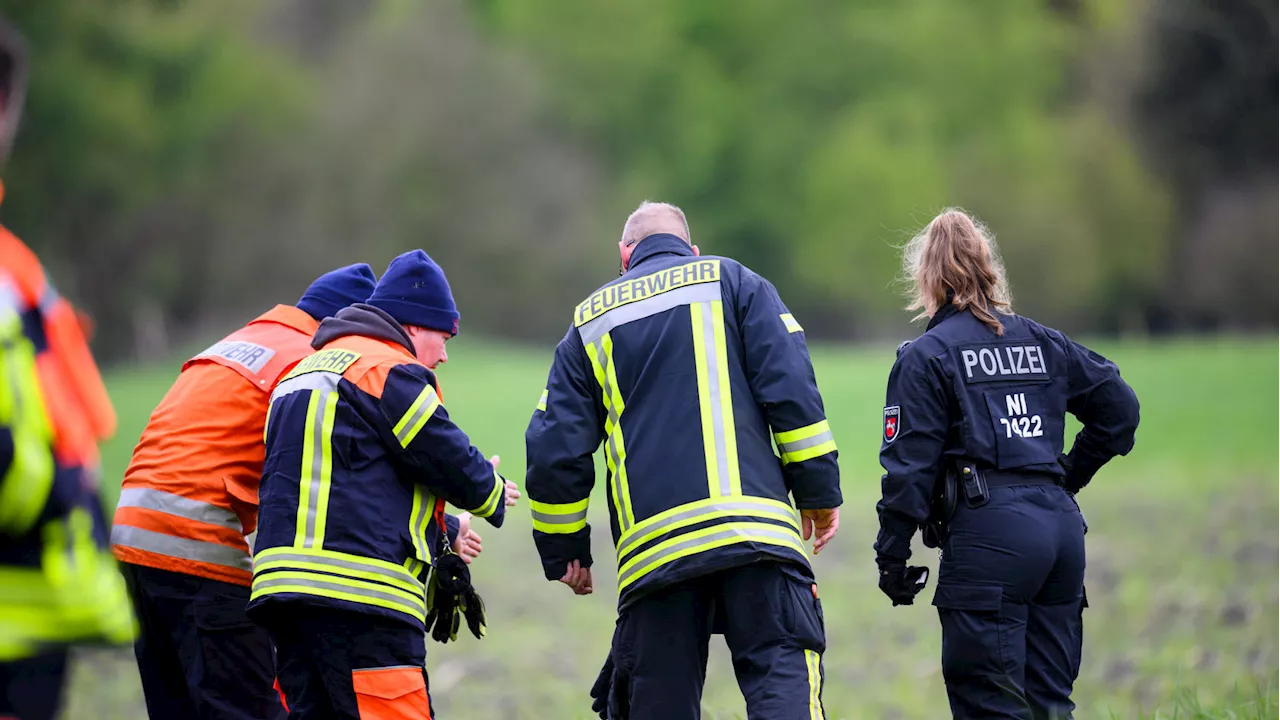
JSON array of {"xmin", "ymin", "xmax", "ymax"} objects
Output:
[
  {"xmin": 0, "ymin": 17, "xmax": 135, "ymax": 720},
  {"xmin": 111, "ymin": 266, "xmax": 377, "ymax": 720}
]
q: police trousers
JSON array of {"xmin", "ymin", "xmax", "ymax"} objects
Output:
[
  {"xmin": 934, "ymin": 483, "xmax": 1087, "ymax": 720},
  {"xmin": 121, "ymin": 563, "xmax": 286, "ymax": 720},
  {"xmin": 0, "ymin": 650, "xmax": 68, "ymax": 720},
  {"xmin": 610, "ymin": 561, "xmax": 826, "ymax": 720},
  {"xmin": 260, "ymin": 605, "xmax": 433, "ymax": 720}
]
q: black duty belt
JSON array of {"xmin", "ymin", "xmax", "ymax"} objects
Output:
[{"xmin": 981, "ymin": 470, "xmax": 1062, "ymax": 489}]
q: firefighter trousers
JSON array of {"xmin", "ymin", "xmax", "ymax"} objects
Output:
[{"xmin": 610, "ymin": 560, "xmax": 826, "ymax": 720}]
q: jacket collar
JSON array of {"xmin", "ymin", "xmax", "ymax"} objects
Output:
[
  {"xmin": 253, "ymin": 304, "xmax": 320, "ymax": 335},
  {"xmin": 628, "ymin": 233, "xmax": 694, "ymax": 270},
  {"xmin": 927, "ymin": 292, "xmax": 961, "ymax": 330},
  {"xmin": 312, "ymin": 303, "xmax": 415, "ymax": 356}
]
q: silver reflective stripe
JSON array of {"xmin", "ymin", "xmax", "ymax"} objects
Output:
[
  {"xmin": 110, "ymin": 525, "xmax": 251, "ymax": 571},
  {"xmin": 256, "ymin": 551, "xmax": 423, "ymax": 594},
  {"xmin": 696, "ymin": 301, "xmax": 732, "ymax": 497},
  {"xmin": 116, "ymin": 487, "xmax": 242, "ymax": 531},
  {"xmin": 595, "ymin": 341, "xmax": 632, "ymax": 531},
  {"xmin": 777, "ymin": 430, "xmax": 835, "ymax": 455},
  {"xmin": 616, "ymin": 499, "xmax": 798, "ymax": 560},
  {"xmin": 394, "ymin": 386, "xmax": 439, "ymax": 446},
  {"xmin": 302, "ymin": 392, "xmax": 332, "ymax": 549},
  {"xmin": 245, "ymin": 530, "xmax": 258, "ymax": 554},
  {"xmin": 618, "ymin": 524, "xmax": 802, "ymax": 589},
  {"xmin": 578, "ymin": 282, "xmax": 721, "ymax": 346},
  {"xmin": 252, "ymin": 575, "xmax": 424, "ymax": 616},
  {"xmin": 531, "ymin": 508, "xmax": 589, "ymax": 526},
  {"xmin": 272, "ymin": 371, "xmax": 341, "ymax": 402}
]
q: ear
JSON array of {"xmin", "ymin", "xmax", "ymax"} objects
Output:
[{"xmin": 691, "ymin": 245, "xmax": 700, "ymax": 257}]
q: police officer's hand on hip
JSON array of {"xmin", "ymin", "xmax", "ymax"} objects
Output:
[{"xmin": 872, "ymin": 208, "xmax": 1139, "ymax": 720}]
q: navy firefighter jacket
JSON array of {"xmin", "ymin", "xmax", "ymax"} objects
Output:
[
  {"xmin": 249, "ymin": 304, "xmax": 507, "ymax": 631},
  {"xmin": 874, "ymin": 302, "xmax": 1140, "ymax": 563},
  {"xmin": 526, "ymin": 233, "xmax": 842, "ymax": 609}
]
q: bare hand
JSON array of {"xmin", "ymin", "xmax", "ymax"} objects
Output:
[
  {"xmin": 451, "ymin": 512, "xmax": 483, "ymax": 564},
  {"xmin": 558, "ymin": 559, "xmax": 594, "ymax": 595},
  {"xmin": 503, "ymin": 480, "xmax": 521, "ymax": 508},
  {"xmin": 801, "ymin": 508, "xmax": 840, "ymax": 555}
]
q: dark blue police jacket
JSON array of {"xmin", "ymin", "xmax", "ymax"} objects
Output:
[
  {"xmin": 875, "ymin": 302, "xmax": 1140, "ymax": 563},
  {"xmin": 526, "ymin": 234, "xmax": 842, "ymax": 610}
]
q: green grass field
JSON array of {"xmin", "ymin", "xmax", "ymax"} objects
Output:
[{"xmin": 64, "ymin": 336, "xmax": 1278, "ymax": 719}]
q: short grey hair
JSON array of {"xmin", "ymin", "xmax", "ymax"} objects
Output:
[{"xmin": 621, "ymin": 201, "xmax": 691, "ymax": 247}]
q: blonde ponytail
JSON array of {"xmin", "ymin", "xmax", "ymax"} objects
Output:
[{"xmin": 903, "ymin": 208, "xmax": 1012, "ymax": 335}]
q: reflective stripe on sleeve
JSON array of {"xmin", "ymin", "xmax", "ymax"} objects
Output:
[
  {"xmin": 774, "ymin": 420, "xmax": 837, "ymax": 465},
  {"xmin": 530, "ymin": 498, "xmax": 589, "ymax": 534},
  {"xmin": 470, "ymin": 468, "xmax": 504, "ymax": 519},
  {"xmin": 781, "ymin": 313, "xmax": 804, "ymax": 334},
  {"xmin": 393, "ymin": 384, "xmax": 442, "ymax": 448},
  {"xmin": 536, "ymin": 388, "xmax": 548, "ymax": 412}
]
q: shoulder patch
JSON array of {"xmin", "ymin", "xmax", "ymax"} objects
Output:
[
  {"xmin": 283, "ymin": 348, "xmax": 362, "ymax": 380},
  {"xmin": 193, "ymin": 340, "xmax": 277, "ymax": 375},
  {"xmin": 883, "ymin": 405, "xmax": 901, "ymax": 444}
]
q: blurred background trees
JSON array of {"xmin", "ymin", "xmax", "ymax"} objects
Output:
[{"xmin": 1, "ymin": 0, "xmax": 1274, "ymax": 363}]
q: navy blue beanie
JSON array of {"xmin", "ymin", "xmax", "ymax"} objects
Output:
[
  {"xmin": 296, "ymin": 263, "xmax": 377, "ymax": 321},
  {"xmin": 367, "ymin": 250, "xmax": 460, "ymax": 335}
]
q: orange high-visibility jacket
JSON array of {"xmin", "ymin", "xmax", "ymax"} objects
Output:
[
  {"xmin": 112, "ymin": 305, "xmax": 320, "ymax": 586},
  {"xmin": 0, "ymin": 227, "xmax": 117, "ymax": 474}
]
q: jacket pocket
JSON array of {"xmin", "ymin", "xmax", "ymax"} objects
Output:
[{"xmin": 351, "ymin": 666, "xmax": 432, "ymax": 720}]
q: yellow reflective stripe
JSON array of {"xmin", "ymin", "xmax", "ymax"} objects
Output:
[
  {"xmin": 691, "ymin": 301, "xmax": 739, "ymax": 497},
  {"xmin": 781, "ymin": 313, "xmax": 804, "ymax": 334},
  {"xmin": 252, "ymin": 558, "xmax": 422, "ymax": 598},
  {"xmin": 529, "ymin": 498, "xmax": 590, "ymax": 514},
  {"xmin": 587, "ymin": 335, "xmax": 634, "ymax": 530},
  {"xmin": 774, "ymin": 420, "xmax": 831, "ymax": 445},
  {"xmin": 618, "ymin": 521, "xmax": 806, "ymax": 591},
  {"xmin": 774, "ymin": 420, "xmax": 837, "ymax": 465},
  {"xmin": 617, "ymin": 496, "xmax": 800, "ymax": 561},
  {"xmin": 690, "ymin": 302, "xmax": 717, "ymax": 496},
  {"xmin": 470, "ymin": 468, "xmax": 504, "ymax": 518},
  {"xmin": 252, "ymin": 570, "xmax": 424, "ymax": 608},
  {"xmin": 256, "ymin": 545, "xmax": 425, "ymax": 580},
  {"xmin": 531, "ymin": 498, "xmax": 590, "ymax": 534},
  {"xmin": 711, "ymin": 301, "xmax": 740, "ymax": 495},
  {"xmin": 806, "ymin": 649, "xmax": 823, "ymax": 719},
  {"xmin": 601, "ymin": 334, "xmax": 634, "ymax": 527},
  {"xmin": 394, "ymin": 385, "xmax": 441, "ymax": 448},
  {"xmin": 409, "ymin": 487, "xmax": 434, "ymax": 563},
  {"xmin": 252, "ymin": 574, "xmax": 426, "ymax": 621},
  {"xmin": 294, "ymin": 392, "xmax": 337, "ymax": 548},
  {"xmin": 536, "ymin": 388, "xmax": 548, "ymax": 412}
]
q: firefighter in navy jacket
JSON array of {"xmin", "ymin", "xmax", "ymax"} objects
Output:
[
  {"xmin": 250, "ymin": 250, "xmax": 517, "ymax": 719},
  {"xmin": 527, "ymin": 202, "xmax": 841, "ymax": 720},
  {"xmin": 874, "ymin": 209, "xmax": 1139, "ymax": 720}
]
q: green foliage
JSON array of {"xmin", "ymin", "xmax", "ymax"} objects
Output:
[
  {"xmin": 75, "ymin": 337, "xmax": 1279, "ymax": 719},
  {"xmin": 473, "ymin": 0, "xmax": 1175, "ymax": 335},
  {"xmin": 1, "ymin": 0, "xmax": 305, "ymax": 358}
]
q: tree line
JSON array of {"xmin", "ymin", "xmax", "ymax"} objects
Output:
[{"xmin": 1, "ymin": 0, "xmax": 1274, "ymax": 363}]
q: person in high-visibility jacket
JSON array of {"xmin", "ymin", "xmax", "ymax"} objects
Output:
[
  {"xmin": 0, "ymin": 19, "xmax": 135, "ymax": 720},
  {"xmin": 249, "ymin": 249, "xmax": 519, "ymax": 719},
  {"xmin": 111, "ymin": 264, "xmax": 376, "ymax": 720},
  {"xmin": 527, "ymin": 202, "xmax": 842, "ymax": 720}
]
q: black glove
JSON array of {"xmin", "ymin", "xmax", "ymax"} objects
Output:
[
  {"xmin": 425, "ymin": 552, "xmax": 487, "ymax": 644},
  {"xmin": 589, "ymin": 648, "xmax": 629, "ymax": 719},
  {"xmin": 878, "ymin": 562, "xmax": 930, "ymax": 606}
]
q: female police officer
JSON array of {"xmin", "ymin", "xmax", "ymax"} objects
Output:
[{"xmin": 873, "ymin": 208, "xmax": 1140, "ymax": 719}]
